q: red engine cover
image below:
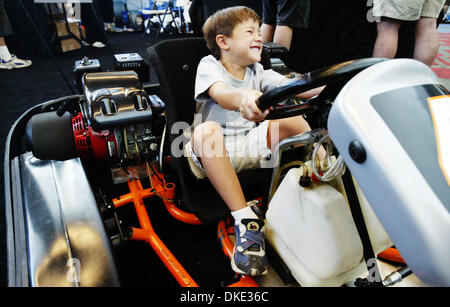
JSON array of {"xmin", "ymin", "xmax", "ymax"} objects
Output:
[{"xmin": 72, "ymin": 112, "xmax": 118, "ymax": 162}]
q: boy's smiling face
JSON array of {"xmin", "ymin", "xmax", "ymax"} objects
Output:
[{"xmin": 222, "ymin": 18, "xmax": 263, "ymax": 67}]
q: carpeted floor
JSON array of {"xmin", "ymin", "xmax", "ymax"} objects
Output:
[
  {"xmin": 0, "ymin": 30, "xmax": 163, "ymax": 159},
  {"xmin": 0, "ymin": 30, "xmax": 208, "ymax": 287}
]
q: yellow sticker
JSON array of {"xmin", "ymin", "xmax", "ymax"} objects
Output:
[{"xmin": 428, "ymin": 95, "xmax": 450, "ymax": 186}]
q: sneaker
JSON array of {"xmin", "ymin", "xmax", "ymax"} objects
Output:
[
  {"xmin": 231, "ymin": 218, "xmax": 268, "ymax": 276},
  {"xmin": 11, "ymin": 55, "xmax": 32, "ymax": 66},
  {"xmin": 0, "ymin": 58, "xmax": 13, "ymax": 70},
  {"xmin": 92, "ymin": 41, "xmax": 106, "ymax": 48},
  {"xmin": 0, "ymin": 56, "xmax": 32, "ymax": 69}
]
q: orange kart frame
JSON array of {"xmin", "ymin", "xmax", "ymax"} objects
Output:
[
  {"xmin": 112, "ymin": 162, "xmax": 258, "ymax": 287},
  {"xmin": 111, "ymin": 160, "xmax": 404, "ymax": 287}
]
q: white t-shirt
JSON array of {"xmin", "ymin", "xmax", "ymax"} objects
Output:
[{"xmin": 194, "ymin": 55, "xmax": 286, "ymax": 135}]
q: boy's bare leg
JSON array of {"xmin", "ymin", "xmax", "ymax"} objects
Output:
[
  {"xmin": 260, "ymin": 23, "xmax": 275, "ymax": 43},
  {"xmin": 273, "ymin": 25, "xmax": 293, "ymax": 50},
  {"xmin": 0, "ymin": 37, "xmax": 5, "ymax": 46},
  {"xmin": 267, "ymin": 116, "xmax": 310, "ymax": 148},
  {"xmin": 192, "ymin": 121, "xmax": 264, "ymax": 276},
  {"xmin": 414, "ymin": 17, "xmax": 440, "ymax": 66},
  {"xmin": 373, "ymin": 17, "xmax": 403, "ymax": 59},
  {"xmin": 192, "ymin": 121, "xmax": 247, "ymax": 212}
]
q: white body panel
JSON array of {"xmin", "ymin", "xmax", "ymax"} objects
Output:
[{"xmin": 328, "ymin": 59, "xmax": 450, "ymax": 286}]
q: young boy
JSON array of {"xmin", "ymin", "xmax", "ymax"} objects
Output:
[{"xmin": 184, "ymin": 6, "xmax": 324, "ymax": 276}]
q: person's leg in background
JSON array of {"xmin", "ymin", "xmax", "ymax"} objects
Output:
[
  {"xmin": 414, "ymin": 17, "xmax": 440, "ymax": 66},
  {"xmin": 272, "ymin": 25, "xmax": 293, "ymax": 50},
  {"xmin": 261, "ymin": 0, "xmax": 298, "ymax": 51},
  {"xmin": 272, "ymin": 0, "xmax": 303, "ymax": 51},
  {"xmin": 99, "ymin": 0, "xmax": 114, "ymax": 24},
  {"xmin": 414, "ymin": 0, "xmax": 446, "ymax": 66},
  {"xmin": 372, "ymin": 0, "xmax": 418, "ymax": 59},
  {"xmin": 442, "ymin": 0, "xmax": 450, "ymax": 16},
  {"xmin": 260, "ymin": 23, "xmax": 275, "ymax": 43},
  {"xmin": 372, "ymin": 0, "xmax": 445, "ymax": 66},
  {"xmin": 0, "ymin": 0, "xmax": 31, "ymax": 69},
  {"xmin": 0, "ymin": 36, "xmax": 9, "ymax": 58},
  {"xmin": 99, "ymin": 0, "xmax": 114, "ymax": 31},
  {"xmin": 81, "ymin": 0, "xmax": 107, "ymax": 48},
  {"xmin": 372, "ymin": 17, "xmax": 403, "ymax": 58},
  {"xmin": 261, "ymin": 0, "xmax": 276, "ymax": 43}
]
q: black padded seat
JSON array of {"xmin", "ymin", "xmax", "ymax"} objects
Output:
[{"xmin": 148, "ymin": 38, "xmax": 271, "ymax": 224}]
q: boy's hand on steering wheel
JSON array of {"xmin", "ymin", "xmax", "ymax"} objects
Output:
[{"xmin": 238, "ymin": 89, "xmax": 269, "ymax": 122}]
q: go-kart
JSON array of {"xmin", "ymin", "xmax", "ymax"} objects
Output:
[{"xmin": 4, "ymin": 37, "xmax": 450, "ymax": 287}]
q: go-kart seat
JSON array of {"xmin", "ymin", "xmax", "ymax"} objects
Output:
[{"xmin": 148, "ymin": 37, "xmax": 272, "ymax": 224}]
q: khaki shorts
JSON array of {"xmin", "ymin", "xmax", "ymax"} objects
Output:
[
  {"xmin": 183, "ymin": 121, "xmax": 272, "ymax": 179},
  {"xmin": 373, "ymin": 0, "xmax": 446, "ymax": 20}
]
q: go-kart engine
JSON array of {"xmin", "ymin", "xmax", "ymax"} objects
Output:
[
  {"xmin": 26, "ymin": 71, "xmax": 163, "ymax": 173},
  {"xmin": 71, "ymin": 111, "xmax": 157, "ymax": 164}
]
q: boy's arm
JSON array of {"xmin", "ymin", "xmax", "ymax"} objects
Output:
[
  {"xmin": 296, "ymin": 85, "xmax": 326, "ymax": 99},
  {"xmin": 262, "ymin": 69, "xmax": 325, "ymax": 101},
  {"xmin": 279, "ymin": 77, "xmax": 326, "ymax": 99},
  {"xmin": 208, "ymin": 81, "xmax": 269, "ymax": 122}
]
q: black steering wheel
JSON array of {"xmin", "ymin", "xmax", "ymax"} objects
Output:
[{"xmin": 256, "ymin": 58, "xmax": 389, "ymax": 119}]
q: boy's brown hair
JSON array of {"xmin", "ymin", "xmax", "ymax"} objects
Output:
[{"xmin": 202, "ymin": 6, "xmax": 261, "ymax": 60}]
